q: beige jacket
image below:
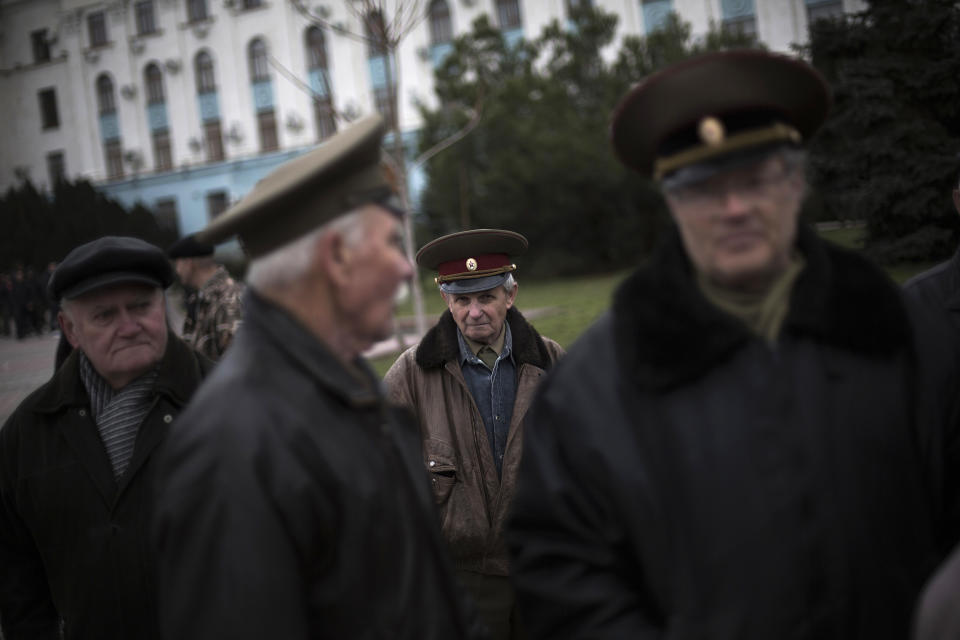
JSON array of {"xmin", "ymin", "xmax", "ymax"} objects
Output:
[{"xmin": 385, "ymin": 308, "xmax": 564, "ymax": 575}]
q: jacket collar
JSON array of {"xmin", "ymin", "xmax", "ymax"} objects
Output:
[
  {"xmin": 613, "ymin": 223, "xmax": 912, "ymax": 391},
  {"xmin": 415, "ymin": 306, "xmax": 553, "ymax": 371},
  {"xmin": 33, "ymin": 331, "xmax": 208, "ymax": 414},
  {"xmin": 242, "ymin": 290, "xmax": 382, "ymax": 408}
]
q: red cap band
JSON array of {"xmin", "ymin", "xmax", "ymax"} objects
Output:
[{"xmin": 437, "ymin": 253, "xmax": 513, "ymax": 281}]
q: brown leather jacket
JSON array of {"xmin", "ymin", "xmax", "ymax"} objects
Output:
[{"xmin": 385, "ymin": 307, "xmax": 564, "ymax": 576}]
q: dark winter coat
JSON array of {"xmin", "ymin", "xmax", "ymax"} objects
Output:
[
  {"xmin": 384, "ymin": 308, "xmax": 564, "ymax": 576},
  {"xmin": 0, "ymin": 334, "xmax": 213, "ymax": 640},
  {"xmin": 903, "ymin": 246, "xmax": 960, "ymax": 334},
  {"xmin": 153, "ymin": 290, "xmax": 483, "ymax": 640},
  {"xmin": 507, "ymin": 225, "xmax": 960, "ymax": 640}
]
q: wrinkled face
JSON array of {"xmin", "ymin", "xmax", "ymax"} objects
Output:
[
  {"xmin": 336, "ymin": 205, "xmax": 413, "ymax": 349},
  {"xmin": 445, "ymin": 284, "xmax": 517, "ymax": 345},
  {"xmin": 664, "ymin": 153, "xmax": 806, "ymax": 292},
  {"xmin": 60, "ymin": 283, "xmax": 168, "ymax": 389}
]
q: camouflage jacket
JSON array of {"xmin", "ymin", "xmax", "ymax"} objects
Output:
[{"xmin": 182, "ymin": 266, "xmax": 245, "ymax": 360}]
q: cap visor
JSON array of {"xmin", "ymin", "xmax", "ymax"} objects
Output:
[{"xmin": 439, "ymin": 273, "xmax": 509, "ymax": 295}]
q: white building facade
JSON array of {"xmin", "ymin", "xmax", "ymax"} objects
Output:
[{"xmin": 0, "ymin": 0, "xmax": 861, "ymax": 236}]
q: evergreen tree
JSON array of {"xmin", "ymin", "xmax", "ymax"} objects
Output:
[
  {"xmin": 1, "ymin": 178, "xmax": 177, "ymax": 271},
  {"xmin": 805, "ymin": 0, "xmax": 960, "ymax": 263}
]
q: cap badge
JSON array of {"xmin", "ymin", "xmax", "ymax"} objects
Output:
[
  {"xmin": 698, "ymin": 116, "xmax": 725, "ymax": 147},
  {"xmin": 466, "ymin": 258, "xmax": 478, "ymax": 271}
]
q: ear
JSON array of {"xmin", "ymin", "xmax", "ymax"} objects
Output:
[
  {"xmin": 505, "ymin": 283, "xmax": 518, "ymax": 309},
  {"xmin": 59, "ymin": 310, "xmax": 82, "ymax": 349},
  {"xmin": 317, "ymin": 228, "xmax": 351, "ymax": 288},
  {"xmin": 952, "ymin": 189, "xmax": 959, "ymax": 216}
]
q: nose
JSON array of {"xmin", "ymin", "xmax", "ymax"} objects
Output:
[
  {"xmin": 115, "ymin": 309, "xmax": 141, "ymax": 336},
  {"xmin": 717, "ymin": 185, "xmax": 751, "ymax": 218},
  {"xmin": 399, "ymin": 253, "xmax": 413, "ymax": 282},
  {"xmin": 467, "ymin": 300, "xmax": 485, "ymax": 319}
]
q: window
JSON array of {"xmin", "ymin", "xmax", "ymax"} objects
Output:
[
  {"xmin": 313, "ymin": 100, "xmax": 336, "ymax": 140},
  {"xmin": 145, "ymin": 64, "xmax": 165, "ymax": 104},
  {"xmin": 248, "ymin": 39, "xmax": 269, "ymax": 81},
  {"xmin": 32, "ymin": 30, "xmax": 51, "ymax": 63},
  {"xmin": 206, "ymin": 190, "xmax": 229, "ymax": 220},
  {"xmin": 88, "ymin": 11, "xmax": 108, "ymax": 47},
  {"xmin": 428, "ymin": 0, "xmax": 452, "ymax": 45},
  {"xmin": 154, "ymin": 198, "xmax": 180, "ymax": 233},
  {"xmin": 365, "ymin": 11, "xmax": 388, "ymax": 58},
  {"xmin": 496, "ymin": 0, "xmax": 522, "ymax": 30},
  {"xmin": 242, "ymin": 0, "xmax": 263, "ymax": 9},
  {"xmin": 105, "ymin": 140, "xmax": 124, "ymax": 179},
  {"xmin": 722, "ymin": 15, "xmax": 756, "ymax": 36},
  {"xmin": 257, "ymin": 110, "xmax": 278, "ymax": 151},
  {"xmin": 721, "ymin": 0, "xmax": 756, "ymax": 37},
  {"xmin": 305, "ymin": 27, "xmax": 336, "ymax": 141},
  {"xmin": 153, "ymin": 130, "xmax": 172, "ymax": 171},
  {"xmin": 204, "ymin": 120, "xmax": 224, "ymax": 162},
  {"xmin": 807, "ymin": 0, "xmax": 844, "ymax": 23},
  {"xmin": 97, "ymin": 75, "xmax": 116, "ymax": 113},
  {"xmin": 195, "ymin": 51, "xmax": 216, "ymax": 93},
  {"xmin": 641, "ymin": 0, "xmax": 673, "ymax": 33},
  {"xmin": 186, "ymin": 0, "xmax": 208, "ymax": 22},
  {"xmin": 306, "ymin": 27, "xmax": 328, "ymax": 70},
  {"xmin": 47, "ymin": 151, "xmax": 66, "ymax": 185},
  {"xmin": 135, "ymin": 1, "xmax": 157, "ymax": 35},
  {"xmin": 38, "ymin": 88, "xmax": 59, "ymax": 130},
  {"xmin": 373, "ymin": 86, "xmax": 396, "ymax": 129}
]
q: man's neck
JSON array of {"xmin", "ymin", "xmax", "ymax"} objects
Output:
[{"xmin": 253, "ymin": 281, "xmax": 366, "ymax": 366}]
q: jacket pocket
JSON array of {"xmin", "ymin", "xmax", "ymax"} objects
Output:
[{"xmin": 423, "ymin": 438, "xmax": 457, "ymax": 505}]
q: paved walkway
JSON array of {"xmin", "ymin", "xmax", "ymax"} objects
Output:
[{"xmin": 0, "ymin": 332, "xmax": 59, "ymax": 425}]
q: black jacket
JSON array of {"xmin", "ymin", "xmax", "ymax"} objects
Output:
[
  {"xmin": 153, "ymin": 290, "xmax": 483, "ymax": 640},
  {"xmin": 903, "ymin": 246, "xmax": 960, "ymax": 334},
  {"xmin": 508, "ymin": 225, "xmax": 960, "ymax": 640},
  {"xmin": 0, "ymin": 334, "xmax": 212, "ymax": 640}
]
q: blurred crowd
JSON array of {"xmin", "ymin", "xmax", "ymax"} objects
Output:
[{"xmin": 0, "ymin": 263, "xmax": 58, "ymax": 340}]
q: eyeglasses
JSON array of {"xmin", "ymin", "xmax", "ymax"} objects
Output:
[{"xmin": 663, "ymin": 162, "xmax": 795, "ymax": 206}]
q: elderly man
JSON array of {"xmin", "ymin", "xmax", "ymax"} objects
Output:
[
  {"xmin": 507, "ymin": 50, "xmax": 960, "ymax": 639},
  {"xmin": 0, "ymin": 236, "xmax": 213, "ymax": 640},
  {"xmin": 385, "ymin": 229, "xmax": 564, "ymax": 639},
  {"xmin": 153, "ymin": 115, "xmax": 482, "ymax": 640},
  {"xmin": 167, "ymin": 233, "xmax": 244, "ymax": 360}
]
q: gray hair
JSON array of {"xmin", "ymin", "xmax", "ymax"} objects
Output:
[
  {"xmin": 246, "ymin": 208, "xmax": 367, "ymax": 292},
  {"xmin": 503, "ymin": 272, "xmax": 517, "ymax": 293}
]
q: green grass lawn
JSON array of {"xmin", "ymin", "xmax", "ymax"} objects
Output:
[{"xmin": 368, "ymin": 226, "xmax": 940, "ymax": 377}]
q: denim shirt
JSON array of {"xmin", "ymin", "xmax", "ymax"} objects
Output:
[{"xmin": 457, "ymin": 324, "xmax": 517, "ymax": 477}]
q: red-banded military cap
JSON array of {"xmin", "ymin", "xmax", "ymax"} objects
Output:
[
  {"xmin": 610, "ymin": 49, "xmax": 831, "ymax": 180},
  {"xmin": 416, "ymin": 229, "xmax": 528, "ymax": 295}
]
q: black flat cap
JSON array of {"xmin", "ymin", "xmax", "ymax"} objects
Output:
[
  {"xmin": 49, "ymin": 236, "xmax": 175, "ymax": 302},
  {"xmin": 167, "ymin": 233, "xmax": 215, "ymax": 259},
  {"xmin": 417, "ymin": 229, "xmax": 528, "ymax": 295},
  {"xmin": 197, "ymin": 114, "xmax": 400, "ymax": 258},
  {"xmin": 611, "ymin": 49, "xmax": 831, "ymax": 179}
]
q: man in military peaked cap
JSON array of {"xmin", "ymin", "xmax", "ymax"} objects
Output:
[
  {"xmin": 153, "ymin": 114, "xmax": 484, "ymax": 640},
  {"xmin": 507, "ymin": 50, "xmax": 960, "ymax": 640},
  {"xmin": 0, "ymin": 236, "xmax": 213, "ymax": 640},
  {"xmin": 167, "ymin": 233, "xmax": 245, "ymax": 360},
  {"xmin": 385, "ymin": 228, "xmax": 564, "ymax": 640}
]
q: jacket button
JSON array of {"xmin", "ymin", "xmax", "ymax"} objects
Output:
[
  {"xmin": 78, "ymin": 409, "xmax": 86, "ymax": 417},
  {"xmin": 163, "ymin": 414, "xmax": 173, "ymax": 424}
]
